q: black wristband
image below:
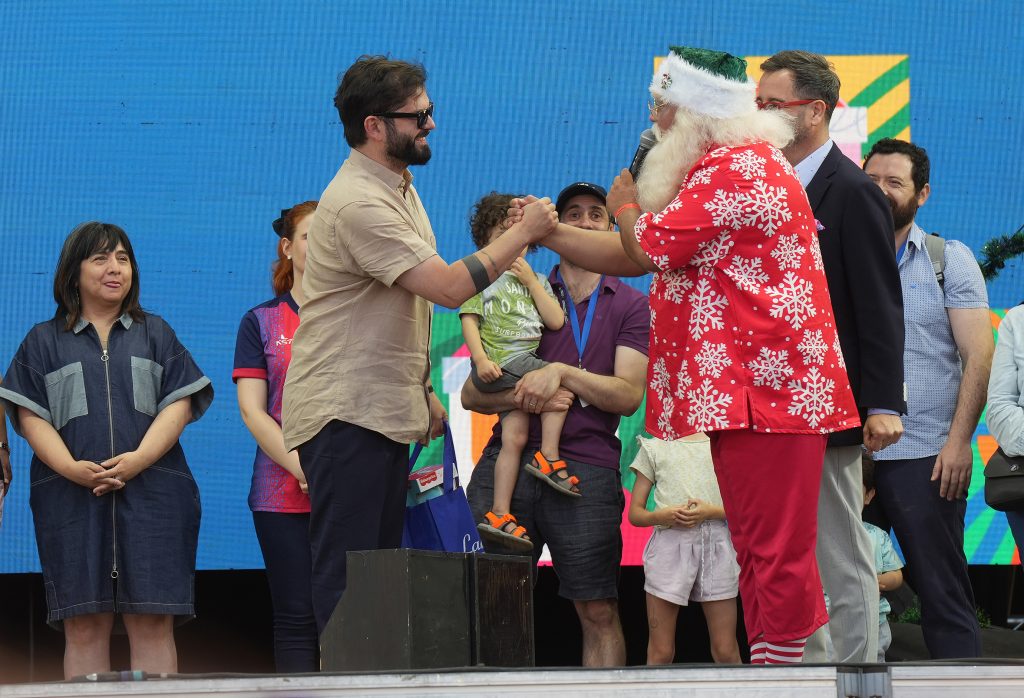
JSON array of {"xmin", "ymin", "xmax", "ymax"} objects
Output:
[{"xmin": 462, "ymin": 253, "xmax": 491, "ymax": 293}]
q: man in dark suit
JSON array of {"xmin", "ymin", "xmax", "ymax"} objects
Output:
[{"xmin": 758, "ymin": 51, "xmax": 907, "ymax": 663}]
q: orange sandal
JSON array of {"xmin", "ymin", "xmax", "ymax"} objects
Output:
[
  {"xmin": 477, "ymin": 511, "xmax": 534, "ymax": 552},
  {"xmin": 524, "ymin": 452, "xmax": 582, "ymax": 498}
]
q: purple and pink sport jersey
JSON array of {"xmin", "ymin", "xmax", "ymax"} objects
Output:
[{"xmin": 233, "ymin": 292, "xmax": 309, "ymax": 513}]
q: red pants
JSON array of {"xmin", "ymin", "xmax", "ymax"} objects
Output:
[{"xmin": 710, "ymin": 429, "xmax": 829, "ymax": 644}]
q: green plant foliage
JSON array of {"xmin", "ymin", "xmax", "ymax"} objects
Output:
[
  {"xmin": 979, "ymin": 224, "xmax": 1024, "ymax": 280},
  {"xmin": 894, "ymin": 596, "xmax": 992, "ymax": 628}
]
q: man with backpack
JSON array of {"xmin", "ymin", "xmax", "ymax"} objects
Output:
[{"xmin": 863, "ymin": 137, "xmax": 993, "ymax": 658}]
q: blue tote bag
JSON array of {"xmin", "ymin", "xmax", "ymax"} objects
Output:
[{"xmin": 402, "ymin": 422, "xmax": 483, "ymax": 554}]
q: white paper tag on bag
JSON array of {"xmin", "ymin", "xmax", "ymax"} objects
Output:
[{"xmin": 409, "ymin": 464, "xmax": 444, "ymax": 493}]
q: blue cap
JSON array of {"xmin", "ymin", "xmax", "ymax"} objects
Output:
[{"xmin": 555, "ymin": 182, "xmax": 608, "ymax": 216}]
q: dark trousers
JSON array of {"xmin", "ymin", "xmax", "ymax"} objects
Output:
[
  {"xmin": 298, "ymin": 420, "xmax": 408, "ymax": 635},
  {"xmin": 866, "ymin": 454, "xmax": 982, "ymax": 658},
  {"xmin": 252, "ymin": 511, "xmax": 318, "ymax": 673}
]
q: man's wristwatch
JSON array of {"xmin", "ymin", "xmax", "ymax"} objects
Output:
[{"xmin": 0, "ymin": 441, "xmax": 9, "ymax": 453}]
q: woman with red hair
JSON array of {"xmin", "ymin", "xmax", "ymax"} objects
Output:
[{"xmin": 232, "ymin": 201, "xmax": 317, "ymax": 672}]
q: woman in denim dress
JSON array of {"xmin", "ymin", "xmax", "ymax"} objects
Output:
[{"xmin": 0, "ymin": 222, "xmax": 213, "ymax": 678}]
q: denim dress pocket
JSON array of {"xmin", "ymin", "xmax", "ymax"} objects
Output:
[
  {"xmin": 130, "ymin": 356, "xmax": 163, "ymax": 416},
  {"xmin": 43, "ymin": 362, "xmax": 88, "ymax": 431}
]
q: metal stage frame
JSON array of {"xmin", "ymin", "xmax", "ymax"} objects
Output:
[{"xmin": 2, "ymin": 663, "xmax": 1024, "ymax": 698}]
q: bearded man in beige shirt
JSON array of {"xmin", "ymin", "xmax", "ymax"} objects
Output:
[{"xmin": 282, "ymin": 55, "xmax": 557, "ymax": 634}]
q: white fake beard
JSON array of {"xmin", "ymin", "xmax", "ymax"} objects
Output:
[{"xmin": 635, "ymin": 112, "xmax": 707, "ymax": 214}]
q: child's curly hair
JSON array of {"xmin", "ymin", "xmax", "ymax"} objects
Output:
[
  {"xmin": 470, "ymin": 192, "xmax": 532, "ymax": 251},
  {"xmin": 862, "ymin": 453, "xmax": 876, "ymax": 492}
]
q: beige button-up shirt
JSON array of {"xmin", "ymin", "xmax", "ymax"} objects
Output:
[{"xmin": 282, "ymin": 149, "xmax": 437, "ymax": 449}]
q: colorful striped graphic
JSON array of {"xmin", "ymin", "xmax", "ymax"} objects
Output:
[{"xmin": 967, "ymin": 309, "xmax": 1019, "ymax": 565}]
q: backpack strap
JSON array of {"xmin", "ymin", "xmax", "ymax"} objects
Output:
[{"xmin": 923, "ymin": 232, "xmax": 946, "ymax": 291}]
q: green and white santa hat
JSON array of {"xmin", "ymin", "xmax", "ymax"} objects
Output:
[{"xmin": 651, "ymin": 46, "xmax": 756, "ymax": 120}]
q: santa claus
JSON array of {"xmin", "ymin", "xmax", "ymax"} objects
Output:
[{"xmin": 539, "ymin": 45, "xmax": 860, "ymax": 664}]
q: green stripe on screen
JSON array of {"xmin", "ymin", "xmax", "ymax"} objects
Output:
[
  {"xmin": 964, "ymin": 506, "xmax": 994, "ymax": 560},
  {"xmin": 848, "ymin": 58, "xmax": 909, "ymax": 107},
  {"xmin": 867, "ymin": 104, "xmax": 910, "ymax": 146}
]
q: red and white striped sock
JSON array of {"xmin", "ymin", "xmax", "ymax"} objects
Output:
[
  {"xmin": 749, "ymin": 640, "xmax": 768, "ymax": 664},
  {"xmin": 761, "ymin": 637, "xmax": 807, "ymax": 664}
]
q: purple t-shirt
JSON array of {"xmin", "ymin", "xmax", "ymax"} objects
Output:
[{"xmin": 483, "ymin": 267, "xmax": 650, "ymax": 469}]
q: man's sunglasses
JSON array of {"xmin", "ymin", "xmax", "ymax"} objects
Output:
[{"xmin": 374, "ymin": 102, "xmax": 434, "ymax": 129}]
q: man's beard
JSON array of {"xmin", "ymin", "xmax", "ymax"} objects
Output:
[
  {"xmin": 635, "ymin": 111, "xmax": 708, "ymax": 213},
  {"xmin": 384, "ymin": 122, "xmax": 432, "ymax": 167},
  {"xmin": 887, "ymin": 194, "xmax": 918, "ymax": 230}
]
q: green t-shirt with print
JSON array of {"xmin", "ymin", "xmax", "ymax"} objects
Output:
[{"xmin": 459, "ymin": 271, "xmax": 558, "ymax": 366}]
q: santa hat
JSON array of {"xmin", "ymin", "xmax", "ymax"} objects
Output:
[{"xmin": 651, "ymin": 46, "xmax": 756, "ymax": 120}]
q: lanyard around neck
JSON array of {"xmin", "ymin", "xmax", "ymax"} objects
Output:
[{"xmin": 556, "ymin": 269, "xmax": 603, "ymax": 368}]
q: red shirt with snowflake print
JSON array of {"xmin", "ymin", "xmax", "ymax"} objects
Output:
[{"xmin": 635, "ymin": 140, "xmax": 859, "ymax": 439}]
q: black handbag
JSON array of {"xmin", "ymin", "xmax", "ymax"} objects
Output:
[{"xmin": 983, "ymin": 447, "xmax": 1024, "ymax": 511}]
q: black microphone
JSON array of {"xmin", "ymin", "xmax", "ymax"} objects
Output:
[{"xmin": 628, "ymin": 128, "xmax": 657, "ymax": 178}]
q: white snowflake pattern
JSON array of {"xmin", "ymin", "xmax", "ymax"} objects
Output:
[
  {"xmin": 656, "ymin": 396, "xmax": 678, "ymax": 439},
  {"xmin": 708, "ymin": 146, "xmax": 732, "ymax": 159},
  {"xmin": 687, "ymin": 278, "xmax": 729, "ymax": 339},
  {"xmin": 650, "ymin": 357, "xmax": 671, "ymax": 401},
  {"xmin": 690, "ymin": 232, "xmax": 735, "ymax": 274},
  {"xmin": 649, "ymin": 253, "xmax": 670, "ymax": 270},
  {"xmin": 660, "ymin": 269, "xmax": 693, "ymax": 304},
  {"xmin": 662, "ymin": 195, "xmax": 685, "ymax": 214},
  {"xmin": 770, "ymin": 233, "xmax": 807, "ymax": 270},
  {"xmin": 703, "ymin": 189, "xmax": 747, "ymax": 230},
  {"xmin": 809, "ymin": 234, "xmax": 824, "ymax": 271},
  {"xmin": 769, "ymin": 146, "xmax": 796, "ymax": 176},
  {"xmin": 741, "ymin": 180, "xmax": 793, "ymax": 237},
  {"xmin": 729, "ymin": 149, "xmax": 767, "ymax": 180},
  {"xmin": 687, "ymin": 166, "xmax": 719, "ymax": 188},
  {"xmin": 833, "ymin": 334, "xmax": 847, "ymax": 370},
  {"xmin": 746, "ymin": 347, "xmax": 794, "ymax": 390},
  {"xmin": 796, "ymin": 329, "xmax": 828, "ymax": 366},
  {"xmin": 695, "ymin": 342, "xmax": 733, "ymax": 378},
  {"xmin": 766, "ymin": 271, "xmax": 818, "ymax": 330},
  {"xmin": 634, "ymin": 216, "xmax": 649, "ymax": 242},
  {"xmin": 787, "ymin": 367, "xmax": 836, "ymax": 429},
  {"xmin": 725, "ymin": 255, "xmax": 770, "ymax": 293},
  {"xmin": 686, "ymin": 378, "xmax": 734, "ymax": 431},
  {"xmin": 674, "ymin": 359, "xmax": 693, "ymax": 399}
]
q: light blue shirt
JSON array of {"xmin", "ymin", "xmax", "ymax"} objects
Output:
[
  {"xmin": 987, "ymin": 305, "xmax": 1024, "ymax": 457},
  {"xmin": 863, "ymin": 521, "xmax": 903, "ymax": 622},
  {"xmin": 794, "ymin": 138, "xmax": 834, "ymax": 188},
  {"xmin": 874, "ymin": 223, "xmax": 988, "ymax": 460}
]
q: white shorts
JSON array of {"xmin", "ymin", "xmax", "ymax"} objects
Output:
[{"xmin": 642, "ymin": 520, "xmax": 740, "ymax": 606}]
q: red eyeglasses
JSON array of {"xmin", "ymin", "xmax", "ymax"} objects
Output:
[{"xmin": 756, "ymin": 99, "xmax": 819, "ymax": 111}]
